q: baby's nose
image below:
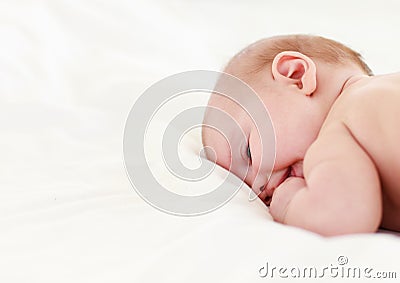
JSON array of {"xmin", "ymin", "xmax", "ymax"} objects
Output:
[
  {"xmin": 250, "ymin": 174, "xmax": 272, "ymax": 200},
  {"xmin": 253, "ymin": 186, "xmax": 275, "ymax": 206}
]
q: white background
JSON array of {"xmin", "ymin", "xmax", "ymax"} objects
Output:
[{"xmin": 0, "ymin": 1, "xmax": 399, "ymax": 282}]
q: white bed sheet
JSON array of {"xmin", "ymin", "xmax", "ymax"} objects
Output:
[{"xmin": 1, "ymin": 1, "xmax": 399, "ymax": 282}]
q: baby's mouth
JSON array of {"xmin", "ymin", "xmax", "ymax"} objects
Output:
[
  {"xmin": 260, "ymin": 163, "xmax": 305, "ymax": 206},
  {"xmin": 258, "ymin": 167, "xmax": 292, "ymax": 205}
]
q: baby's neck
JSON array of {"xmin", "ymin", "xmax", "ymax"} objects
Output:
[
  {"xmin": 316, "ymin": 62, "xmax": 367, "ymax": 101},
  {"xmin": 312, "ymin": 62, "xmax": 367, "ymax": 126},
  {"xmin": 340, "ymin": 74, "xmax": 370, "ymax": 93}
]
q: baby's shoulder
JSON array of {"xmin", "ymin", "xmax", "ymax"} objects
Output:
[
  {"xmin": 325, "ymin": 73, "xmax": 400, "ymax": 129},
  {"xmin": 318, "ymin": 73, "xmax": 400, "ymax": 172}
]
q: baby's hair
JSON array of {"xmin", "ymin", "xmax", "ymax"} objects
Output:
[
  {"xmin": 225, "ymin": 34, "xmax": 373, "ymax": 77},
  {"xmin": 202, "ymin": 34, "xmax": 372, "ymax": 149}
]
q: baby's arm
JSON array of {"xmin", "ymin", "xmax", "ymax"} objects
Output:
[{"xmin": 270, "ymin": 122, "xmax": 382, "ymax": 236}]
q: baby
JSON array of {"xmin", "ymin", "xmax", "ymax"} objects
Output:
[{"xmin": 202, "ymin": 34, "xmax": 400, "ymax": 236}]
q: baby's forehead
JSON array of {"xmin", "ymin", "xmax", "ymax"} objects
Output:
[
  {"xmin": 203, "ymin": 93, "xmax": 248, "ymax": 144},
  {"xmin": 205, "ymin": 92, "xmax": 251, "ymax": 132},
  {"xmin": 208, "ymin": 92, "xmax": 242, "ymax": 114}
]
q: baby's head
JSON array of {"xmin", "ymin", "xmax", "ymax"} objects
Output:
[{"xmin": 202, "ymin": 34, "xmax": 372, "ymax": 204}]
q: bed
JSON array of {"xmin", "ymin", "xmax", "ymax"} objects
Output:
[{"xmin": 1, "ymin": 0, "xmax": 399, "ymax": 282}]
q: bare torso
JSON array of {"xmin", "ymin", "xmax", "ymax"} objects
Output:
[{"xmin": 320, "ymin": 73, "xmax": 400, "ymax": 231}]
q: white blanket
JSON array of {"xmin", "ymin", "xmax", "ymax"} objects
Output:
[{"xmin": 1, "ymin": 1, "xmax": 399, "ymax": 282}]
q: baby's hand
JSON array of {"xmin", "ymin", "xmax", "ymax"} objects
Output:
[{"xmin": 269, "ymin": 177, "xmax": 306, "ymax": 223}]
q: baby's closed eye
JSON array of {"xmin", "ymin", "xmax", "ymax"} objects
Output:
[{"xmin": 246, "ymin": 144, "xmax": 252, "ymax": 161}]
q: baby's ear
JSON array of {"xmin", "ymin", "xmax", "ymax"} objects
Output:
[{"xmin": 271, "ymin": 51, "xmax": 316, "ymax": 95}]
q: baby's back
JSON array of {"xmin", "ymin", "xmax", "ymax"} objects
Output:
[{"xmin": 322, "ymin": 73, "xmax": 400, "ymax": 230}]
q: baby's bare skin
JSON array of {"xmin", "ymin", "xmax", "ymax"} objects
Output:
[
  {"xmin": 315, "ymin": 73, "xmax": 400, "ymax": 231},
  {"xmin": 271, "ymin": 73, "xmax": 400, "ymax": 235}
]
